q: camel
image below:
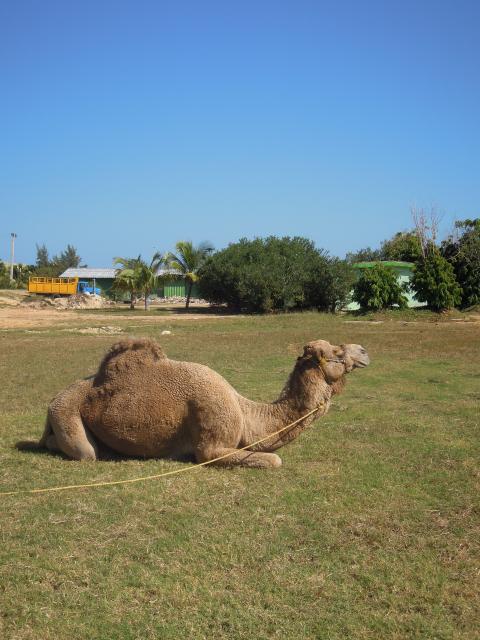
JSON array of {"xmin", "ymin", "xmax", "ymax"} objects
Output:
[{"xmin": 21, "ymin": 337, "xmax": 369, "ymax": 468}]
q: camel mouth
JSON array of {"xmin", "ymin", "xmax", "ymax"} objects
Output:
[
  {"xmin": 353, "ymin": 352, "xmax": 370, "ymax": 368},
  {"xmin": 354, "ymin": 359, "xmax": 369, "ymax": 368},
  {"xmin": 342, "ymin": 344, "xmax": 370, "ymax": 370}
]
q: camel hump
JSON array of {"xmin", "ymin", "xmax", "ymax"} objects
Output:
[{"xmin": 94, "ymin": 337, "xmax": 167, "ymax": 384}]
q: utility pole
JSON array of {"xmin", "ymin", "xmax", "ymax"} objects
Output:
[{"xmin": 10, "ymin": 233, "xmax": 17, "ymax": 281}]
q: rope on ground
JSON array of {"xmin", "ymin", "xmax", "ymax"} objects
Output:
[{"xmin": 0, "ymin": 404, "xmax": 324, "ymax": 497}]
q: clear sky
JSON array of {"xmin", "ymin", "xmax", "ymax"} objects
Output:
[{"xmin": 1, "ymin": 0, "xmax": 479, "ymax": 266}]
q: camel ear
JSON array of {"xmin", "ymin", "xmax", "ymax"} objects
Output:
[
  {"xmin": 302, "ymin": 344, "xmax": 312, "ymax": 358},
  {"xmin": 303, "ymin": 343, "xmax": 323, "ymax": 361}
]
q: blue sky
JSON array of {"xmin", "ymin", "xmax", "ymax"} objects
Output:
[{"xmin": 1, "ymin": 0, "xmax": 479, "ymax": 266}]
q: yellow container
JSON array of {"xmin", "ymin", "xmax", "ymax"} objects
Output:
[{"xmin": 28, "ymin": 277, "xmax": 79, "ymax": 295}]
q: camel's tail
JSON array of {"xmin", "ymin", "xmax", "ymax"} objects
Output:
[{"xmin": 15, "ymin": 417, "xmax": 52, "ymax": 451}]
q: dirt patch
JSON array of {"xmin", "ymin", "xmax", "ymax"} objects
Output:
[
  {"xmin": 344, "ymin": 320, "xmax": 384, "ymax": 324},
  {"xmin": 20, "ymin": 293, "xmax": 112, "ymax": 310},
  {"xmin": 0, "ymin": 289, "xmax": 30, "ymax": 307},
  {"xmin": 0, "ymin": 307, "xmax": 238, "ymax": 329},
  {"xmin": 0, "ymin": 308, "xmax": 77, "ymax": 328},
  {"xmin": 66, "ymin": 326, "xmax": 124, "ymax": 335},
  {"xmin": 0, "ymin": 296, "xmax": 21, "ymax": 307}
]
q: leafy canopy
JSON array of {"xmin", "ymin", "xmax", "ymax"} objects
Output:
[
  {"xmin": 412, "ymin": 247, "xmax": 462, "ymax": 311},
  {"xmin": 352, "ymin": 263, "xmax": 408, "ymax": 311},
  {"xmin": 198, "ymin": 236, "xmax": 354, "ymax": 313},
  {"xmin": 380, "ymin": 231, "xmax": 422, "ymax": 262},
  {"xmin": 34, "ymin": 243, "xmax": 83, "ymax": 277},
  {"xmin": 0, "ymin": 261, "xmax": 12, "ymax": 288},
  {"xmin": 113, "ymin": 253, "xmax": 164, "ymax": 309},
  {"xmin": 165, "ymin": 241, "xmax": 213, "ymax": 308},
  {"xmin": 347, "ymin": 230, "xmax": 422, "ymax": 264},
  {"xmin": 441, "ymin": 219, "xmax": 480, "ymax": 308}
]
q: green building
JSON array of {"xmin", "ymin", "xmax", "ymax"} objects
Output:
[
  {"xmin": 60, "ymin": 268, "xmax": 200, "ymax": 299},
  {"xmin": 346, "ymin": 261, "xmax": 425, "ymax": 310}
]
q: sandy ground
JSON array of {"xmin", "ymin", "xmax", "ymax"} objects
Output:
[
  {"xmin": 0, "ymin": 306, "xmax": 236, "ymax": 329},
  {"xmin": 1, "ymin": 290, "xmax": 478, "ymax": 329},
  {"xmin": 0, "ymin": 289, "xmax": 235, "ymax": 329}
]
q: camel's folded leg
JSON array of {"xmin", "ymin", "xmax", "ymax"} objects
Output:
[
  {"xmin": 47, "ymin": 380, "xmax": 98, "ymax": 461},
  {"xmin": 48, "ymin": 406, "xmax": 98, "ymax": 461},
  {"xmin": 196, "ymin": 446, "xmax": 282, "ymax": 468}
]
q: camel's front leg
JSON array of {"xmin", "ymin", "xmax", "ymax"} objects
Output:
[
  {"xmin": 191, "ymin": 400, "xmax": 281, "ymax": 468},
  {"xmin": 195, "ymin": 446, "xmax": 282, "ymax": 468},
  {"xmin": 48, "ymin": 408, "xmax": 98, "ymax": 461},
  {"xmin": 48, "ymin": 380, "xmax": 98, "ymax": 461}
]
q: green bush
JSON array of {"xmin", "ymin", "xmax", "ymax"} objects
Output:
[
  {"xmin": 412, "ymin": 249, "xmax": 462, "ymax": 311},
  {"xmin": 12, "ymin": 264, "xmax": 35, "ymax": 289},
  {"xmin": 198, "ymin": 237, "xmax": 353, "ymax": 313},
  {"xmin": 352, "ymin": 263, "xmax": 408, "ymax": 311},
  {"xmin": 0, "ymin": 261, "xmax": 36, "ymax": 289},
  {"xmin": 34, "ymin": 243, "xmax": 83, "ymax": 277},
  {"xmin": 0, "ymin": 261, "xmax": 13, "ymax": 288},
  {"xmin": 442, "ymin": 219, "xmax": 480, "ymax": 308},
  {"xmin": 306, "ymin": 257, "xmax": 356, "ymax": 312}
]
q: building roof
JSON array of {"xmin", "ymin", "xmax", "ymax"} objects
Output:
[
  {"xmin": 353, "ymin": 261, "xmax": 414, "ymax": 269},
  {"xmin": 60, "ymin": 267, "xmax": 183, "ymax": 279},
  {"xmin": 60, "ymin": 268, "xmax": 117, "ymax": 278}
]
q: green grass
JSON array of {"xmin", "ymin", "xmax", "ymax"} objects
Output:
[
  {"xmin": 74, "ymin": 306, "xmax": 171, "ymax": 316},
  {"xmin": 344, "ymin": 307, "xmax": 470, "ymax": 322},
  {"xmin": 1, "ymin": 313, "xmax": 479, "ymax": 639}
]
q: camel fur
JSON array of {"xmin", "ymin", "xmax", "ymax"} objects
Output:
[{"xmin": 22, "ymin": 337, "xmax": 370, "ymax": 468}]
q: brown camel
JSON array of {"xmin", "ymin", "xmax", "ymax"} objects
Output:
[{"xmin": 22, "ymin": 337, "xmax": 369, "ymax": 468}]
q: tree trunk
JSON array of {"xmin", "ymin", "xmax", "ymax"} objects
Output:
[
  {"xmin": 144, "ymin": 289, "xmax": 149, "ymax": 311},
  {"xmin": 130, "ymin": 290, "xmax": 135, "ymax": 310},
  {"xmin": 186, "ymin": 280, "xmax": 193, "ymax": 310}
]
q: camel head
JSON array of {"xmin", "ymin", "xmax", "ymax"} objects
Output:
[{"xmin": 302, "ymin": 339, "xmax": 370, "ymax": 383}]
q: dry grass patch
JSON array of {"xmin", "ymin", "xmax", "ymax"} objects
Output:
[{"xmin": 1, "ymin": 313, "xmax": 479, "ymax": 639}]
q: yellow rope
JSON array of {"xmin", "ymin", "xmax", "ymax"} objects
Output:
[{"xmin": 0, "ymin": 404, "xmax": 324, "ymax": 497}]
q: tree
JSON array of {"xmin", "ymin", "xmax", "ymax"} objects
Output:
[
  {"xmin": 13, "ymin": 264, "xmax": 35, "ymax": 289},
  {"xmin": 0, "ymin": 261, "xmax": 13, "ymax": 288},
  {"xmin": 34, "ymin": 243, "xmax": 83, "ymax": 276},
  {"xmin": 352, "ymin": 263, "xmax": 408, "ymax": 311},
  {"xmin": 306, "ymin": 257, "xmax": 356, "ymax": 312},
  {"xmin": 113, "ymin": 254, "xmax": 165, "ymax": 310},
  {"xmin": 0, "ymin": 260, "xmax": 35, "ymax": 290},
  {"xmin": 345, "ymin": 247, "xmax": 382, "ymax": 263},
  {"xmin": 34, "ymin": 243, "xmax": 56, "ymax": 277},
  {"xmin": 412, "ymin": 249, "xmax": 462, "ymax": 311},
  {"xmin": 442, "ymin": 219, "xmax": 480, "ymax": 308},
  {"xmin": 346, "ymin": 230, "xmax": 422, "ymax": 265},
  {"xmin": 198, "ymin": 236, "xmax": 353, "ymax": 313},
  {"xmin": 36, "ymin": 244, "xmax": 50, "ymax": 268},
  {"xmin": 380, "ymin": 231, "xmax": 422, "ymax": 262},
  {"xmin": 165, "ymin": 241, "xmax": 214, "ymax": 309},
  {"xmin": 136, "ymin": 253, "xmax": 165, "ymax": 310},
  {"xmin": 52, "ymin": 244, "xmax": 83, "ymax": 274},
  {"xmin": 113, "ymin": 256, "xmax": 144, "ymax": 309},
  {"xmin": 410, "ymin": 207, "xmax": 462, "ymax": 311}
]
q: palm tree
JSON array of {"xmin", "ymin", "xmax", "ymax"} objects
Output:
[
  {"xmin": 113, "ymin": 253, "xmax": 165, "ymax": 310},
  {"xmin": 113, "ymin": 256, "xmax": 142, "ymax": 309},
  {"xmin": 137, "ymin": 253, "xmax": 165, "ymax": 310},
  {"xmin": 165, "ymin": 241, "xmax": 213, "ymax": 309}
]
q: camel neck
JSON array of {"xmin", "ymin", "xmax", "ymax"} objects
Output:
[
  {"xmin": 278, "ymin": 358, "xmax": 331, "ymax": 410},
  {"xmin": 238, "ymin": 358, "xmax": 336, "ymax": 450}
]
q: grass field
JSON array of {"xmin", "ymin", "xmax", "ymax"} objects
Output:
[{"xmin": 1, "ymin": 312, "xmax": 479, "ymax": 639}]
